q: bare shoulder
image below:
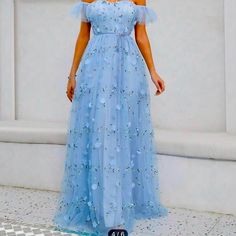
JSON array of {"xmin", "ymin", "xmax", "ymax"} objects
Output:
[
  {"xmin": 81, "ymin": 0, "xmax": 95, "ymax": 3},
  {"xmin": 133, "ymin": 0, "xmax": 146, "ymax": 5}
]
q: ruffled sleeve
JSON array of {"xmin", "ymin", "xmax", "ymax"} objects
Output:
[
  {"xmin": 69, "ymin": 0, "xmax": 90, "ymax": 22},
  {"xmin": 135, "ymin": 5, "xmax": 157, "ymax": 25}
]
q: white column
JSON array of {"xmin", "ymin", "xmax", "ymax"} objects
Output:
[
  {"xmin": 0, "ymin": 0, "xmax": 16, "ymax": 120},
  {"xmin": 225, "ymin": 0, "xmax": 236, "ymax": 134}
]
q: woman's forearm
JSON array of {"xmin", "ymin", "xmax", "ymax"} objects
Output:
[
  {"xmin": 69, "ymin": 31, "xmax": 90, "ymax": 78},
  {"xmin": 135, "ymin": 28, "xmax": 157, "ymax": 75}
]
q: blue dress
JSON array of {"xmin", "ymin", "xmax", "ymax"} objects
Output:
[{"xmin": 53, "ymin": 0, "xmax": 168, "ymax": 235}]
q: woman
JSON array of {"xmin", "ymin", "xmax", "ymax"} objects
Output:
[{"xmin": 53, "ymin": 0, "xmax": 168, "ymax": 235}]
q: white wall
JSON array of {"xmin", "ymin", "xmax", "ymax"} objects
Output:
[
  {"xmin": 149, "ymin": 0, "xmax": 226, "ymax": 132},
  {"xmin": 0, "ymin": 0, "xmax": 81, "ymax": 122},
  {"xmin": 0, "ymin": 0, "xmax": 231, "ymax": 132}
]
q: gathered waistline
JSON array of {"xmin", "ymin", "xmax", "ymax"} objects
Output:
[{"xmin": 93, "ymin": 32, "xmax": 131, "ymax": 36}]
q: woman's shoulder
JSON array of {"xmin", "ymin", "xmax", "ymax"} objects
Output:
[
  {"xmin": 133, "ymin": 0, "xmax": 146, "ymax": 6},
  {"xmin": 81, "ymin": 0, "xmax": 95, "ymax": 3}
]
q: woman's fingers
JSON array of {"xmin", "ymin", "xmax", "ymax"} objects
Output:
[
  {"xmin": 66, "ymin": 87, "xmax": 73, "ymax": 102},
  {"xmin": 67, "ymin": 92, "xmax": 71, "ymax": 102},
  {"xmin": 70, "ymin": 88, "xmax": 74, "ymax": 101},
  {"xmin": 155, "ymin": 79, "xmax": 166, "ymax": 96},
  {"xmin": 66, "ymin": 79, "xmax": 76, "ymax": 102},
  {"xmin": 155, "ymin": 80, "xmax": 162, "ymax": 95},
  {"xmin": 160, "ymin": 80, "xmax": 165, "ymax": 91}
]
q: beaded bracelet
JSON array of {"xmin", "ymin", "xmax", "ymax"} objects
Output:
[{"xmin": 67, "ymin": 74, "xmax": 77, "ymax": 80}]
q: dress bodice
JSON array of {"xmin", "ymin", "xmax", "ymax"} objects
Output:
[{"xmin": 70, "ymin": 0, "xmax": 157, "ymax": 36}]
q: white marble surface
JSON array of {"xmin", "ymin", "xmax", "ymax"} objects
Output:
[{"xmin": 0, "ymin": 185, "xmax": 235, "ymax": 236}]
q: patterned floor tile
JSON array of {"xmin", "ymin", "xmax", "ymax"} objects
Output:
[{"xmin": 208, "ymin": 214, "xmax": 236, "ymax": 236}]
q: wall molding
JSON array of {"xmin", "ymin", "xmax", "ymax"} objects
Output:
[{"xmin": 1, "ymin": 120, "xmax": 236, "ymax": 162}]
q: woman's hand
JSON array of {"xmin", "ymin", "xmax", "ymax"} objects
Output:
[
  {"xmin": 66, "ymin": 78, "xmax": 76, "ymax": 102},
  {"xmin": 150, "ymin": 71, "xmax": 165, "ymax": 96}
]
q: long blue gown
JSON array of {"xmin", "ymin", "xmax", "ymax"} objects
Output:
[{"xmin": 53, "ymin": 0, "xmax": 168, "ymax": 235}]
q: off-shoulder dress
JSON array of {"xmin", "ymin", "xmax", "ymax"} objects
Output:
[{"xmin": 53, "ymin": 1, "xmax": 168, "ymax": 235}]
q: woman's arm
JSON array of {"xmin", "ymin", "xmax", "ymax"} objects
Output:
[
  {"xmin": 134, "ymin": 0, "xmax": 165, "ymax": 95},
  {"xmin": 69, "ymin": 0, "xmax": 92, "ymax": 79},
  {"xmin": 67, "ymin": 0, "xmax": 93, "ymax": 102}
]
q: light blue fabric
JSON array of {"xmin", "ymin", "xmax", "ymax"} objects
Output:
[
  {"xmin": 53, "ymin": 1, "xmax": 167, "ymax": 235},
  {"xmin": 70, "ymin": 0, "xmax": 157, "ymax": 24}
]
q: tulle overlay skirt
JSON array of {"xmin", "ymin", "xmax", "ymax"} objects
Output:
[{"xmin": 53, "ymin": 33, "xmax": 168, "ymax": 236}]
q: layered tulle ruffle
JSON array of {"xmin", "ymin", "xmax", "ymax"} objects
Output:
[{"xmin": 69, "ymin": 0, "xmax": 157, "ymax": 25}]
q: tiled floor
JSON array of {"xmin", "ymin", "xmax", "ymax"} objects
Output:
[
  {"xmin": 0, "ymin": 219, "xmax": 77, "ymax": 236},
  {"xmin": 0, "ymin": 185, "xmax": 235, "ymax": 236}
]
